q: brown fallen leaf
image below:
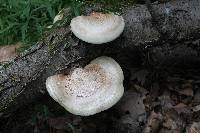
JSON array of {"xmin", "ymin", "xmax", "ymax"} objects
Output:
[
  {"xmin": 114, "ymin": 90, "xmax": 146, "ymax": 133},
  {"xmin": 0, "ymin": 43, "xmax": 20, "ymax": 62},
  {"xmin": 185, "ymin": 122, "xmax": 200, "ymax": 133},
  {"xmin": 178, "ymin": 88, "xmax": 194, "ymax": 97},
  {"xmin": 173, "ymin": 103, "xmax": 191, "ymax": 114},
  {"xmin": 142, "ymin": 111, "xmax": 163, "ymax": 133},
  {"xmin": 192, "ymin": 105, "xmax": 200, "ymax": 112},
  {"xmin": 162, "ymin": 110, "xmax": 185, "ymax": 132}
]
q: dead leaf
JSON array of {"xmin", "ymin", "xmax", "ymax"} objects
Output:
[
  {"xmin": 185, "ymin": 122, "xmax": 200, "ymax": 133},
  {"xmin": 114, "ymin": 90, "xmax": 146, "ymax": 133},
  {"xmin": 142, "ymin": 111, "xmax": 163, "ymax": 133},
  {"xmin": 158, "ymin": 94, "xmax": 174, "ymax": 110},
  {"xmin": 162, "ymin": 110, "xmax": 185, "ymax": 132},
  {"xmin": 173, "ymin": 103, "xmax": 191, "ymax": 114},
  {"xmin": 192, "ymin": 105, "xmax": 200, "ymax": 112},
  {"xmin": 0, "ymin": 43, "xmax": 20, "ymax": 62},
  {"xmin": 115, "ymin": 90, "xmax": 146, "ymax": 120},
  {"xmin": 178, "ymin": 88, "xmax": 194, "ymax": 97}
]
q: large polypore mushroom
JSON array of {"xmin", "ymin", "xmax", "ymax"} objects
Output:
[
  {"xmin": 46, "ymin": 56, "xmax": 124, "ymax": 116},
  {"xmin": 70, "ymin": 12, "xmax": 125, "ymax": 44}
]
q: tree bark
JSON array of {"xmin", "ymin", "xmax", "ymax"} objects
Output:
[{"xmin": 0, "ymin": 0, "xmax": 200, "ymax": 112}]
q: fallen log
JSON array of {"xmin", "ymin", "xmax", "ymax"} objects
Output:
[{"xmin": 0, "ymin": 0, "xmax": 200, "ymax": 112}]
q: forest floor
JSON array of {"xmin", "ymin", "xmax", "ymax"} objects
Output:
[
  {"xmin": 0, "ymin": 73, "xmax": 200, "ymax": 133},
  {"xmin": 0, "ymin": 0, "xmax": 200, "ymax": 133}
]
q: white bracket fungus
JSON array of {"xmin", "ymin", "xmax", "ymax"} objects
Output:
[
  {"xmin": 70, "ymin": 12, "xmax": 125, "ymax": 44},
  {"xmin": 46, "ymin": 56, "xmax": 124, "ymax": 116}
]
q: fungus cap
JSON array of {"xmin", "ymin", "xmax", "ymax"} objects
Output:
[
  {"xmin": 46, "ymin": 56, "xmax": 124, "ymax": 116},
  {"xmin": 70, "ymin": 12, "xmax": 125, "ymax": 44}
]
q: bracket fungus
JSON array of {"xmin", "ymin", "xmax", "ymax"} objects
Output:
[
  {"xmin": 70, "ymin": 12, "xmax": 125, "ymax": 44},
  {"xmin": 46, "ymin": 56, "xmax": 124, "ymax": 116}
]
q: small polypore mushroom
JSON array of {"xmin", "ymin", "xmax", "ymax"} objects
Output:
[
  {"xmin": 70, "ymin": 12, "xmax": 125, "ymax": 44},
  {"xmin": 46, "ymin": 56, "xmax": 124, "ymax": 116}
]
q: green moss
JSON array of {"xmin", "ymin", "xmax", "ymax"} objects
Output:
[
  {"xmin": 0, "ymin": 60, "xmax": 14, "ymax": 68},
  {"xmin": 47, "ymin": 42, "xmax": 56, "ymax": 56}
]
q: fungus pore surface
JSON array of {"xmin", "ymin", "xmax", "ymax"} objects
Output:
[{"xmin": 46, "ymin": 56, "xmax": 124, "ymax": 116}]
